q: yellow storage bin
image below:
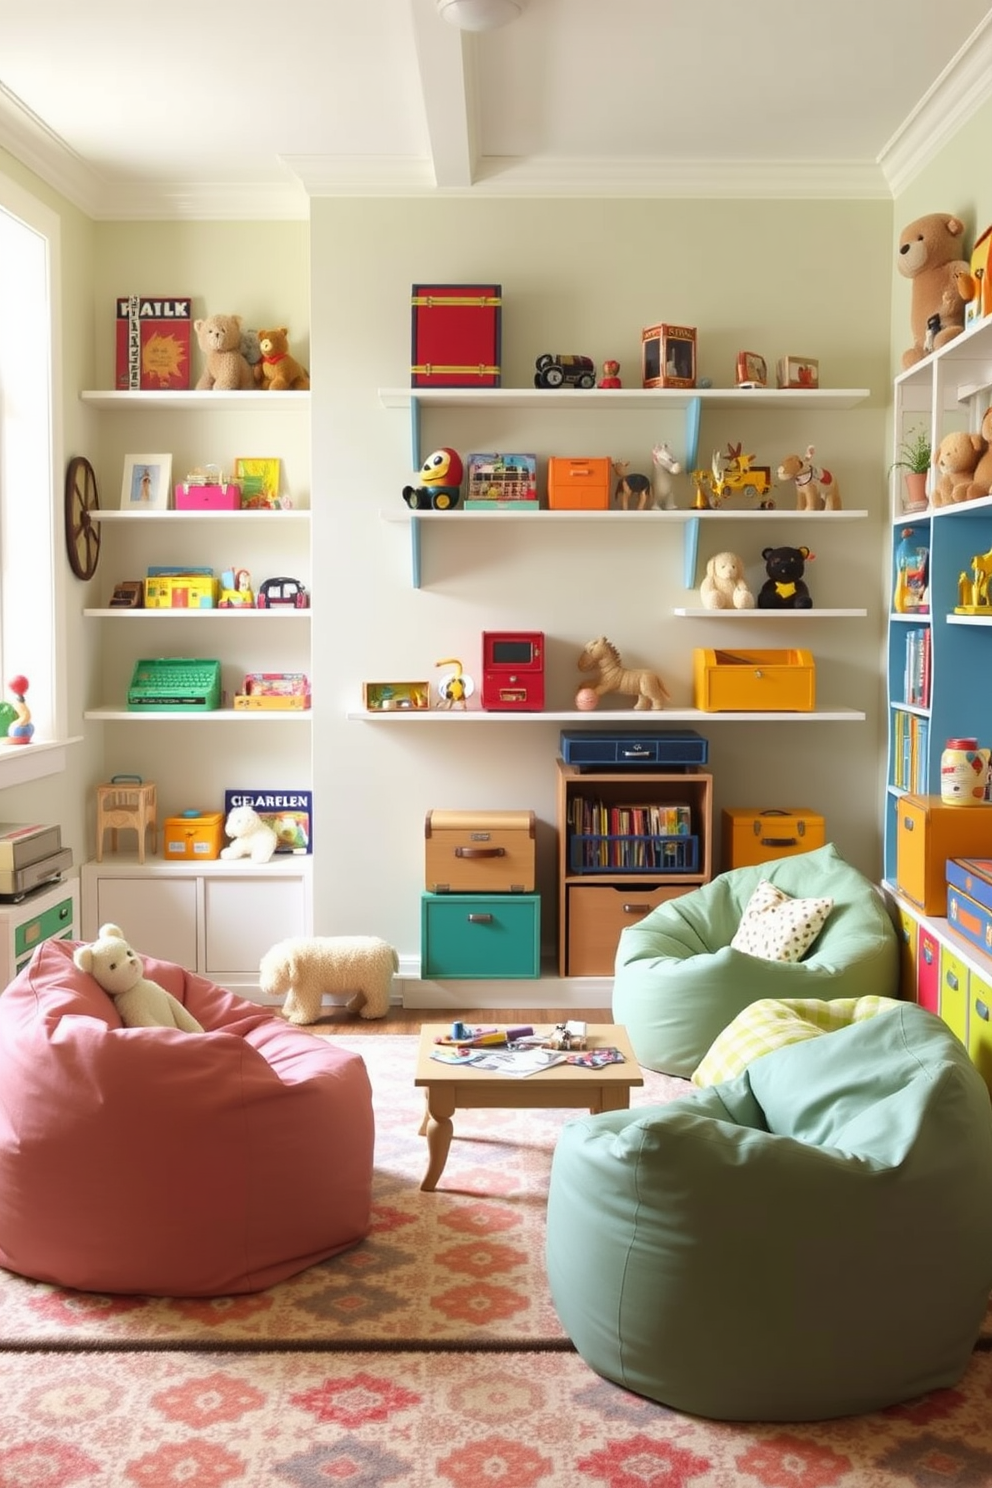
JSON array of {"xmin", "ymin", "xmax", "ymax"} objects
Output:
[
  {"xmin": 693, "ymin": 649, "xmax": 815, "ymax": 712},
  {"xmin": 163, "ymin": 811, "xmax": 225, "ymax": 860}
]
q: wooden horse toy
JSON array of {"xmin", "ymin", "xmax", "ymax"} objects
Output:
[
  {"xmin": 776, "ymin": 445, "xmax": 842, "ymax": 510},
  {"xmin": 651, "ymin": 442, "xmax": 681, "ymax": 509},
  {"xmin": 577, "ymin": 636, "xmax": 670, "ymax": 710}
]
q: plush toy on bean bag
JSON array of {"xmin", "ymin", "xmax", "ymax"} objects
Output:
[
  {"xmin": 933, "ymin": 429, "xmax": 987, "ymax": 506},
  {"xmin": 194, "ymin": 313, "xmax": 256, "ymax": 390},
  {"xmin": 73, "ymin": 924, "xmax": 204, "ymax": 1032},
  {"xmin": 255, "ymin": 327, "xmax": 310, "ymax": 391},
  {"xmin": 758, "ymin": 545, "xmax": 813, "ymax": 609},
  {"xmin": 897, "ymin": 213, "xmax": 971, "ymax": 370}
]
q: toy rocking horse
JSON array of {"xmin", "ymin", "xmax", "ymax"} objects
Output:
[{"xmin": 577, "ymin": 636, "xmax": 670, "ymax": 710}]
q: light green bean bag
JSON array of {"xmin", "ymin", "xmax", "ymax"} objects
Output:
[
  {"xmin": 546, "ymin": 1002, "xmax": 992, "ymax": 1421},
  {"xmin": 612, "ymin": 844, "xmax": 898, "ymax": 1076}
]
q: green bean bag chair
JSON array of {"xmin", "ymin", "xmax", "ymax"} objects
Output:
[
  {"xmin": 612, "ymin": 844, "xmax": 898, "ymax": 1076},
  {"xmin": 546, "ymin": 1002, "xmax": 992, "ymax": 1421}
]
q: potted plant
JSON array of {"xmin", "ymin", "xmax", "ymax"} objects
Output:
[{"xmin": 889, "ymin": 428, "xmax": 932, "ymax": 511}]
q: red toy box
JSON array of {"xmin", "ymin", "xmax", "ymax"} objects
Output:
[
  {"xmin": 174, "ymin": 483, "xmax": 241, "ymax": 511},
  {"xmin": 411, "ymin": 284, "xmax": 502, "ymax": 388}
]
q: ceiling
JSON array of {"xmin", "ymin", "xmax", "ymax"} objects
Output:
[{"xmin": 1, "ymin": 0, "xmax": 991, "ymax": 220}]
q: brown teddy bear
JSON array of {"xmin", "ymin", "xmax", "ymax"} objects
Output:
[
  {"xmin": 194, "ymin": 313, "xmax": 255, "ymax": 390},
  {"xmin": 932, "ymin": 429, "xmax": 986, "ymax": 506},
  {"xmin": 961, "ymin": 406, "xmax": 992, "ymax": 504},
  {"xmin": 255, "ymin": 327, "xmax": 310, "ymax": 391},
  {"xmin": 897, "ymin": 213, "xmax": 971, "ymax": 370}
]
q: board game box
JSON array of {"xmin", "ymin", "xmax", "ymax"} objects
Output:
[
  {"xmin": 115, "ymin": 295, "xmax": 192, "ymax": 390},
  {"xmin": 224, "ymin": 789, "xmax": 312, "ymax": 854}
]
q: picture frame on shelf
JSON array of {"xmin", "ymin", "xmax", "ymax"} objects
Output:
[{"xmin": 120, "ymin": 453, "xmax": 171, "ymax": 511}]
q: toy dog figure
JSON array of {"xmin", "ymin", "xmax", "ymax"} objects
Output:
[
  {"xmin": 612, "ymin": 460, "xmax": 653, "ymax": 511},
  {"xmin": 777, "ymin": 445, "xmax": 841, "ymax": 511}
]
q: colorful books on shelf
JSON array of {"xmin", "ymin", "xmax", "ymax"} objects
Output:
[
  {"xmin": 115, "ymin": 295, "xmax": 192, "ymax": 390},
  {"xmin": 891, "ymin": 711, "xmax": 929, "ymax": 794},
  {"xmin": 903, "ymin": 626, "xmax": 931, "ymax": 708}
]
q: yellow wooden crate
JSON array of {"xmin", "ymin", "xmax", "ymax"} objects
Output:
[
  {"xmin": 693, "ymin": 649, "xmax": 815, "ymax": 712},
  {"xmin": 163, "ymin": 811, "xmax": 225, "ymax": 860}
]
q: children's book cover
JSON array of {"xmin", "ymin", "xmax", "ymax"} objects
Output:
[
  {"xmin": 235, "ymin": 458, "xmax": 282, "ymax": 509},
  {"xmin": 115, "ymin": 296, "xmax": 192, "ymax": 390},
  {"xmin": 224, "ymin": 789, "xmax": 312, "ymax": 853}
]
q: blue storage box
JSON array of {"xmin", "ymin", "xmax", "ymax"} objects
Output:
[{"xmin": 560, "ymin": 729, "xmax": 708, "ymax": 769}]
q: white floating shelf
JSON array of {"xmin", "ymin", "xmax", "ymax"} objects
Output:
[
  {"xmin": 81, "ymin": 390, "xmax": 309, "ymax": 412},
  {"xmin": 672, "ymin": 608, "xmax": 868, "ymax": 618},
  {"xmin": 346, "ymin": 708, "xmax": 865, "ymax": 723},
  {"xmin": 83, "ymin": 608, "xmax": 310, "ymax": 619},
  {"xmin": 378, "ymin": 387, "xmax": 870, "ymax": 412},
  {"xmin": 90, "ymin": 509, "xmax": 310, "ymax": 523},
  {"xmin": 84, "ymin": 709, "xmax": 312, "ymax": 721}
]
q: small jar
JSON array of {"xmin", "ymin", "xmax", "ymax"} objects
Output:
[{"xmin": 941, "ymin": 737, "xmax": 991, "ymax": 805}]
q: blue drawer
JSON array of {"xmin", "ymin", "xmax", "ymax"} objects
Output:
[{"xmin": 421, "ymin": 892, "xmax": 541, "ymax": 979}]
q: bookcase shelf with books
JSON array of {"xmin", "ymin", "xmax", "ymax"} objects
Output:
[{"xmin": 77, "ymin": 386, "xmax": 313, "ymax": 986}]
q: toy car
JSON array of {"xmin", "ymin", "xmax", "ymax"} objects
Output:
[
  {"xmin": 256, "ymin": 576, "xmax": 309, "ymax": 608},
  {"xmin": 534, "ymin": 354, "xmax": 597, "ymax": 389}
]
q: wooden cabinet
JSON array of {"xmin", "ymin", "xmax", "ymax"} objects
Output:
[
  {"xmin": 0, "ymin": 879, "xmax": 78, "ymax": 990},
  {"xmin": 80, "ymin": 855, "xmax": 312, "ymax": 996},
  {"xmin": 884, "ymin": 317, "xmax": 992, "ymax": 880},
  {"xmin": 556, "ymin": 759, "xmax": 712, "ymax": 975}
]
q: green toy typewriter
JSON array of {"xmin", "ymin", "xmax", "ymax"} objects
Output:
[{"xmin": 127, "ymin": 658, "xmax": 222, "ymax": 712}]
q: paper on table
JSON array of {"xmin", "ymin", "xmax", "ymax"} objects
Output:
[{"xmin": 431, "ymin": 1047, "xmax": 568, "ymax": 1077}]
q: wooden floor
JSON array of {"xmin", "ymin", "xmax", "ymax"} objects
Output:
[{"xmin": 300, "ymin": 1007, "xmax": 612, "ymax": 1036}]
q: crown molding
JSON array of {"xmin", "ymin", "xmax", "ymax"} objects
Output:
[{"xmin": 879, "ymin": 13, "xmax": 992, "ymax": 196}]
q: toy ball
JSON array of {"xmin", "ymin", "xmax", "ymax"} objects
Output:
[{"xmin": 575, "ymin": 687, "xmax": 600, "ymax": 712}]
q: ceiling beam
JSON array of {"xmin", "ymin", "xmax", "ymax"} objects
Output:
[{"xmin": 409, "ymin": 0, "xmax": 479, "ymax": 188}]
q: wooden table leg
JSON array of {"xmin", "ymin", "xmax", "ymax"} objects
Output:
[
  {"xmin": 420, "ymin": 1084, "xmax": 456, "ymax": 1192},
  {"xmin": 588, "ymin": 1087, "xmax": 632, "ymax": 1115}
]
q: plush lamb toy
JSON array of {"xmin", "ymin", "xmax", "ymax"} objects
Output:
[
  {"xmin": 74, "ymin": 924, "xmax": 204, "ymax": 1032},
  {"xmin": 194, "ymin": 313, "xmax": 255, "ymax": 390},
  {"xmin": 220, "ymin": 804, "xmax": 278, "ymax": 863},
  {"xmin": 700, "ymin": 551, "xmax": 755, "ymax": 610},
  {"xmin": 897, "ymin": 213, "xmax": 971, "ymax": 370},
  {"xmin": 259, "ymin": 935, "xmax": 398, "ymax": 1022}
]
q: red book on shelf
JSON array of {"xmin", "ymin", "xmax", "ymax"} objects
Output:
[{"xmin": 115, "ymin": 295, "xmax": 192, "ymax": 390}]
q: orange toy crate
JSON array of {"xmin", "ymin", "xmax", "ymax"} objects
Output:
[
  {"xmin": 721, "ymin": 807, "xmax": 825, "ymax": 871},
  {"xmin": 895, "ymin": 794, "xmax": 992, "ymax": 915},
  {"xmin": 693, "ymin": 649, "xmax": 815, "ymax": 712},
  {"xmin": 163, "ymin": 811, "xmax": 225, "ymax": 860},
  {"xmin": 547, "ymin": 457, "xmax": 611, "ymax": 510}
]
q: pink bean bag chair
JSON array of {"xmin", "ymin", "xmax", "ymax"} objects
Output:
[{"xmin": 0, "ymin": 937, "xmax": 375, "ymax": 1297}]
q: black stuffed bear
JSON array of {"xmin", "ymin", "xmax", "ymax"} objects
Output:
[{"xmin": 758, "ymin": 545, "xmax": 813, "ymax": 608}]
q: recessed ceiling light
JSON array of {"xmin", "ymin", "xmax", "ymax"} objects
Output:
[{"xmin": 437, "ymin": 0, "xmax": 525, "ymax": 32}]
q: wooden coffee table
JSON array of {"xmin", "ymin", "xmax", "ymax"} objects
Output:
[{"xmin": 414, "ymin": 1022, "xmax": 643, "ymax": 1191}]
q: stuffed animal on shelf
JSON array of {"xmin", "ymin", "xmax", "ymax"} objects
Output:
[
  {"xmin": 758, "ymin": 546, "xmax": 814, "ymax": 609},
  {"xmin": 255, "ymin": 327, "xmax": 311, "ymax": 391},
  {"xmin": 259, "ymin": 935, "xmax": 398, "ymax": 1022},
  {"xmin": 776, "ymin": 446, "xmax": 841, "ymax": 510},
  {"xmin": 194, "ymin": 313, "xmax": 255, "ymax": 390},
  {"xmin": 933, "ymin": 429, "xmax": 986, "ymax": 506},
  {"xmin": 960, "ymin": 407, "xmax": 992, "ymax": 504},
  {"xmin": 74, "ymin": 923, "xmax": 204, "ymax": 1032},
  {"xmin": 700, "ymin": 552, "xmax": 755, "ymax": 610},
  {"xmin": 220, "ymin": 804, "xmax": 279, "ymax": 863},
  {"xmin": 577, "ymin": 635, "xmax": 670, "ymax": 710},
  {"xmin": 897, "ymin": 213, "xmax": 970, "ymax": 370}
]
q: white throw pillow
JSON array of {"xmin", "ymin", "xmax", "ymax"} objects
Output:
[{"xmin": 730, "ymin": 880, "xmax": 833, "ymax": 964}]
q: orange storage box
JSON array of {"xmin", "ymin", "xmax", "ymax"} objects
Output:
[
  {"xmin": 895, "ymin": 793, "xmax": 992, "ymax": 915},
  {"xmin": 425, "ymin": 809, "xmax": 536, "ymax": 893},
  {"xmin": 721, "ymin": 807, "xmax": 825, "ymax": 871},
  {"xmin": 547, "ymin": 457, "xmax": 611, "ymax": 511},
  {"xmin": 163, "ymin": 811, "xmax": 225, "ymax": 860},
  {"xmin": 693, "ymin": 649, "xmax": 815, "ymax": 712}
]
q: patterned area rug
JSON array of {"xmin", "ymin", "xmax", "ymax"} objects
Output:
[{"xmin": 0, "ymin": 1035, "xmax": 690, "ymax": 1349}]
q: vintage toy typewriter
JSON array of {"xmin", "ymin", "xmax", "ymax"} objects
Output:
[{"xmin": 127, "ymin": 658, "xmax": 222, "ymax": 712}]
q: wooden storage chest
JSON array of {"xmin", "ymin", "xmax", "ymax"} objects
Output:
[
  {"xmin": 693, "ymin": 649, "xmax": 815, "ymax": 712},
  {"xmin": 425, "ymin": 809, "xmax": 536, "ymax": 893},
  {"xmin": 721, "ymin": 807, "xmax": 825, "ymax": 870}
]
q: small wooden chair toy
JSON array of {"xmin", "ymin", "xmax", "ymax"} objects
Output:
[{"xmin": 96, "ymin": 776, "xmax": 158, "ymax": 862}]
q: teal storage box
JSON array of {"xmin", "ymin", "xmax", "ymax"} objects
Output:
[{"xmin": 421, "ymin": 892, "xmax": 540, "ymax": 979}]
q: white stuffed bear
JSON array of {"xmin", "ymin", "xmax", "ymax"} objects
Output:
[
  {"xmin": 700, "ymin": 551, "xmax": 755, "ymax": 610},
  {"xmin": 74, "ymin": 924, "xmax": 204, "ymax": 1032},
  {"xmin": 220, "ymin": 805, "xmax": 278, "ymax": 863}
]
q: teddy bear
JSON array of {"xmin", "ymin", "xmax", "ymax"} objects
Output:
[
  {"xmin": 758, "ymin": 546, "xmax": 814, "ymax": 609},
  {"xmin": 73, "ymin": 924, "xmax": 204, "ymax": 1032},
  {"xmin": 960, "ymin": 406, "xmax": 992, "ymax": 504},
  {"xmin": 897, "ymin": 213, "xmax": 971, "ymax": 370},
  {"xmin": 254, "ymin": 327, "xmax": 310, "ymax": 391},
  {"xmin": 932, "ymin": 429, "xmax": 986, "ymax": 506},
  {"xmin": 220, "ymin": 804, "xmax": 279, "ymax": 863},
  {"xmin": 194, "ymin": 313, "xmax": 255, "ymax": 390},
  {"xmin": 700, "ymin": 551, "xmax": 755, "ymax": 610}
]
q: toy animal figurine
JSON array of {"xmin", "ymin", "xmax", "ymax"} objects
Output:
[
  {"xmin": 651, "ymin": 443, "xmax": 681, "ymax": 509},
  {"xmin": 612, "ymin": 460, "xmax": 653, "ymax": 511},
  {"xmin": 402, "ymin": 447, "xmax": 463, "ymax": 511},
  {"xmin": 577, "ymin": 636, "xmax": 670, "ymax": 710},
  {"xmin": 4, "ymin": 675, "xmax": 34, "ymax": 745},
  {"xmin": 435, "ymin": 657, "xmax": 474, "ymax": 710},
  {"xmin": 777, "ymin": 446, "xmax": 841, "ymax": 510},
  {"xmin": 758, "ymin": 546, "xmax": 814, "ymax": 609},
  {"xmin": 598, "ymin": 359, "xmax": 622, "ymax": 388}
]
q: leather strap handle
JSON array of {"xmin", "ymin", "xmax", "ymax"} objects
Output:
[{"xmin": 455, "ymin": 846, "xmax": 505, "ymax": 859}]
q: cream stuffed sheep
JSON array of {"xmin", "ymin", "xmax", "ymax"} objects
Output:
[
  {"xmin": 700, "ymin": 551, "xmax": 755, "ymax": 610},
  {"xmin": 259, "ymin": 935, "xmax": 398, "ymax": 1022},
  {"xmin": 74, "ymin": 923, "xmax": 204, "ymax": 1032}
]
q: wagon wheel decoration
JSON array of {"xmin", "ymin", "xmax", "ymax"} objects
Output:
[{"xmin": 64, "ymin": 455, "xmax": 102, "ymax": 579}]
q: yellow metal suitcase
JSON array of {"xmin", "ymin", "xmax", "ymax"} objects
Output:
[
  {"xmin": 425, "ymin": 809, "xmax": 536, "ymax": 893},
  {"xmin": 721, "ymin": 807, "xmax": 825, "ymax": 871}
]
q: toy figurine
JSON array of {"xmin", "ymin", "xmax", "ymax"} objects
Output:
[
  {"xmin": 612, "ymin": 460, "xmax": 653, "ymax": 511},
  {"xmin": 651, "ymin": 442, "xmax": 681, "ymax": 510},
  {"xmin": 403, "ymin": 448, "xmax": 464, "ymax": 511},
  {"xmin": 776, "ymin": 446, "xmax": 842, "ymax": 510},
  {"xmin": 576, "ymin": 636, "xmax": 670, "ymax": 711},
  {"xmin": 5, "ymin": 675, "xmax": 34, "ymax": 744},
  {"xmin": 598, "ymin": 360, "xmax": 622, "ymax": 388},
  {"xmin": 435, "ymin": 657, "xmax": 475, "ymax": 710},
  {"xmin": 218, "ymin": 567, "xmax": 254, "ymax": 606},
  {"xmin": 534, "ymin": 354, "xmax": 597, "ymax": 389}
]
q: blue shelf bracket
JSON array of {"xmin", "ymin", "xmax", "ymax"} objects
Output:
[
  {"xmin": 683, "ymin": 517, "xmax": 700, "ymax": 589},
  {"xmin": 684, "ymin": 396, "xmax": 701, "ymax": 473},
  {"xmin": 410, "ymin": 398, "xmax": 421, "ymax": 472},
  {"xmin": 410, "ymin": 516, "xmax": 422, "ymax": 588}
]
